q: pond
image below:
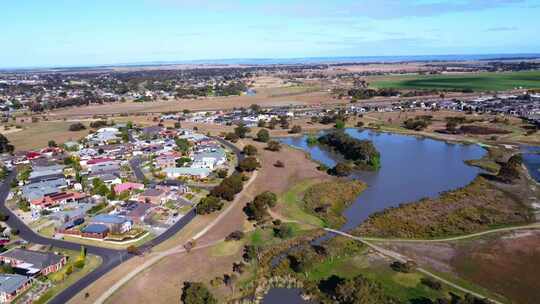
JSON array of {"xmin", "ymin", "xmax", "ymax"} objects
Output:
[
  {"xmin": 264, "ymin": 129, "xmax": 486, "ymax": 303},
  {"xmin": 521, "ymin": 145, "xmax": 540, "ymax": 183},
  {"xmin": 262, "ymin": 288, "xmax": 310, "ymax": 304},
  {"xmin": 280, "ymin": 129, "xmax": 487, "ymax": 231}
]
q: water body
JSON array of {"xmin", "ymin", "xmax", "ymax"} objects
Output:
[
  {"xmin": 521, "ymin": 145, "xmax": 540, "ymax": 183},
  {"xmin": 264, "ymin": 129, "xmax": 486, "ymax": 303},
  {"xmin": 281, "ymin": 129, "xmax": 486, "ymax": 231},
  {"xmin": 262, "ymin": 288, "xmax": 310, "ymax": 304}
]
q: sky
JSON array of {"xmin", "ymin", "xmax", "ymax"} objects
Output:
[{"xmin": 1, "ymin": 0, "xmax": 539, "ymax": 68}]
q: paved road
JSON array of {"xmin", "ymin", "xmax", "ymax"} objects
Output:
[
  {"xmin": 129, "ymin": 156, "xmax": 146, "ymax": 182},
  {"xmin": 0, "ymin": 169, "xmax": 198, "ymax": 304},
  {"xmin": 0, "ymin": 136, "xmax": 243, "ymax": 304},
  {"xmin": 0, "ymin": 171, "xmax": 130, "ymax": 304}
]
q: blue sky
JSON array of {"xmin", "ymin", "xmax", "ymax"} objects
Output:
[{"xmin": 1, "ymin": 0, "xmax": 539, "ymax": 68}]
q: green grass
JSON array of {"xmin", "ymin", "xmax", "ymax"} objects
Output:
[
  {"xmin": 371, "ymin": 70, "xmax": 540, "ymax": 91},
  {"xmin": 34, "ymin": 249, "xmax": 102, "ymax": 304},
  {"xmin": 277, "ymin": 180, "xmax": 326, "ymax": 227},
  {"xmin": 305, "ymin": 254, "xmax": 369, "ymax": 281}
]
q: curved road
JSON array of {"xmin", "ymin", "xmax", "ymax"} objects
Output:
[{"xmin": 0, "ymin": 135, "xmax": 244, "ymax": 304}]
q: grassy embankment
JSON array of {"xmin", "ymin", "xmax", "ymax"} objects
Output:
[
  {"xmin": 354, "ymin": 176, "xmax": 533, "ymax": 239},
  {"xmin": 276, "ymin": 179, "xmax": 366, "ymax": 228},
  {"xmin": 370, "ymin": 70, "xmax": 540, "ymax": 91}
]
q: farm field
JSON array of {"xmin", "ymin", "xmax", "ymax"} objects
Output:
[{"xmin": 370, "ymin": 70, "xmax": 540, "ymax": 91}]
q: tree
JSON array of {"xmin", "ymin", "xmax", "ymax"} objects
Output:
[
  {"xmin": 175, "ymin": 138, "xmax": 191, "ymax": 153},
  {"xmin": 181, "ymin": 282, "xmax": 217, "ymax": 304},
  {"xmin": 243, "ymin": 191, "xmax": 277, "ymax": 222},
  {"xmin": 0, "ymin": 134, "xmax": 14, "ymax": 154},
  {"xmin": 225, "ymin": 230, "xmax": 245, "ymax": 241},
  {"xmin": 69, "ymin": 122, "xmax": 86, "ymax": 131},
  {"xmin": 273, "ymin": 224, "xmax": 293, "ymax": 239},
  {"xmin": 242, "ymin": 145, "xmax": 258, "ymax": 156},
  {"xmin": 256, "ymin": 128, "xmax": 270, "ymax": 142},
  {"xmin": 266, "ymin": 140, "xmax": 281, "ymax": 152},
  {"xmin": 234, "ymin": 123, "xmax": 250, "ymax": 138},
  {"xmin": 289, "ymin": 125, "xmax": 302, "ymax": 134},
  {"xmin": 334, "ymin": 119, "xmax": 346, "ymax": 129},
  {"xmin": 237, "ymin": 157, "xmax": 260, "ymax": 172},
  {"xmin": 196, "ymin": 196, "xmax": 223, "ymax": 214},
  {"xmin": 329, "ymin": 162, "xmax": 353, "ymax": 177},
  {"xmin": 48, "ymin": 140, "xmax": 57, "ymax": 147},
  {"xmin": 225, "ymin": 132, "xmax": 239, "ymax": 143}
]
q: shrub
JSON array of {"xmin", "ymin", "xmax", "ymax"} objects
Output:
[
  {"xmin": 289, "ymin": 125, "xmax": 302, "ymax": 134},
  {"xmin": 242, "ymin": 145, "xmax": 258, "ymax": 156},
  {"xmin": 74, "ymin": 259, "xmax": 85, "ymax": 269},
  {"xmin": 237, "ymin": 157, "xmax": 260, "ymax": 172},
  {"xmin": 69, "ymin": 122, "xmax": 86, "ymax": 131},
  {"xmin": 225, "ymin": 231, "xmax": 245, "ymax": 241},
  {"xmin": 274, "ymin": 160, "xmax": 285, "ymax": 168},
  {"xmin": 421, "ymin": 277, "xmax": 442, "ymax": 290},
  {"xmin": 256, "ymin": 129, "xmax": 270, "ymax": 142},
  {"xmin": 266, "ymin": 140, "xmax": 281, "ymax": 152}
]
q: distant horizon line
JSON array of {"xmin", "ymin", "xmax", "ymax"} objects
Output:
[{"xmin": 2, "ymin": 52, "xmax": 540, "ymax": 71}]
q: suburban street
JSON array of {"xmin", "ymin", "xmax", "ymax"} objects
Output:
[{"xmin": 0, "ymin": 136, "xmax": 245, "ymax": 304}]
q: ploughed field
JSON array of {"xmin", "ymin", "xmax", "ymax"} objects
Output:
[{"xmin": 370, "ymin": 70, "xmax": 540, "ymax": 91}]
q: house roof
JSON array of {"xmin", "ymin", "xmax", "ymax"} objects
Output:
[
  {"xmin": 91, "ymin": 214, "xmax": 130, "ymax": 225},
  {"xmin": 141, "ymin": 188, "xmax": 164, "ymax": 197},
  {"xmin": 0, "ymin": 274, "xmax": 31, "ymax": 294},
  {"xmin": 0, "ymin": 248, "xmax": 64, "ymax": 270},
  {"xmin": 82, "ymin": 224, "xmax": 109, "ymax": 234}
]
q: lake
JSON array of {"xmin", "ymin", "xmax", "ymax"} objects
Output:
[
  {"xmin": 264, "ymin": 129, "xmax": 487, "ymax": 303},
  {"xmin": 280, "ymin": 129, "xmax": 486, "ymax": 231},
  {"xmin": 521, "ymin": 145, "xmax": 540, "ymax": 183}
]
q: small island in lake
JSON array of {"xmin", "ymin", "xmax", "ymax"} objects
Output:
[{"xmin": 318, "ymin": 130, "xmax": 381, "ymax": 171}]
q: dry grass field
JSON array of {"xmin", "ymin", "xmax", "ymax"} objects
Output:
[{"xmin": 2, "ymin": 120, "xmax": 90, "ymax": 151}]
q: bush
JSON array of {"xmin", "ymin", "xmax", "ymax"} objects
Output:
[
  {"xmin": 0, "ymin": 213, "xmax": 8, "ymax": 221},
  {"xmin": 234, "ymin": 123, "xmax": 250, "ymax": 138},
  {"xmin": 242, "ymin": 145, "xmax": 258, "ymax": 156},
  {"xmin": 225, "ymin": 230, "xmax": 245, "ymax": 241},
  {"xmin": 69, "ymin": 122, "xmax": 86, "ymax": 131},
  {"xmin": 127, "ymin": 245, "xmax": 140, "ymax": 255},
  {"xmin": 181, "ymin": 282, "xmax": 217, "ymax": 304},
  {"xmin": 390, "ymin": 260, "xmax": 417, "ymax": 273},
  {"xmin": 65, "ymin": 265, "xmax": 73, "ymax": 275},
  {"xmin": 266, "ymin": 140, "xmax": 281, "ymax": 152},
  {"xmin": 196, "ymin": 196, "xmax": 224, "ymax": 214},
  {"xmin": 74, "ymin": 259, "xmax": 85, "ymax": 269},
  {"xmin": 224, "ymin": 132, "xmax": 239, "ymax": 143},
  {"xmin": 289, "ymin": 125, "xmax": 302, "ymax": 134},
  {"xmin": 256, "ymin": 129, "xmax": 270, "ymax": 142},
  {"xmin": 273, "ymin": 224, "xmax": 294, "ymax": 239},
  {"xmin": 237, "ymin": 157, "xmax": 260, "ymax": 172},
  {"xmin": 328, "ymin": 162, "xmax": 353, "ymax": 177},
  {"xmin": 274, "ymin": 160, "xmax": 285, "ymax": 168},
  {"xmin": 421, "ymin": 277, "xmax": 442, "ymax": 290}
]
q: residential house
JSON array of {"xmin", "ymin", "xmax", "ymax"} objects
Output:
[
  {"xmin": 21, "ymin": 177, "xmax": 68, "ymax": 202},
  {"xmin": 0, "ymin": 248, "xmax": 67, "ymax": 276},
  {"xmin": 114, "ymin": 182, "xmax": 144, "ymax": 194},
  {"xmin": 81, "ymin": 224, "xmax": 109, "ymax": 239},
  {"xmin": 155, "ymin": 154, "xmax": 177, "ymax": 169},
  {"xmin": 137, "ymin": 188, "xmax": 169, "ymax": 204},
  {"xmin": 89, "ymin": 214, "xmax": 132, "ymax": 234},
  {"xmin": 0, "ymin": 274, "xmax": 32, "ymax": 303},
  {"xmin": 191, "ymin": 149, "xmax": 226, "ymax": 170},
  {"xmin": 164, "ymin": 167, "xmax": 211, "ymax": 179},
  {"xmin": 30, "ymin": 191, "xmax": 88, "ymax": 217}
]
